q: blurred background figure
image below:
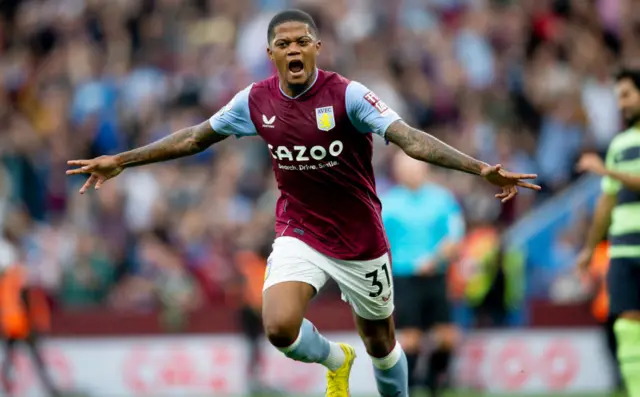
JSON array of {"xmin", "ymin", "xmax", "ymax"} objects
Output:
[
  {"xmin": 383, "ymin": 152, "xmax": 463, "ymax": 396},
  {"xmin": 0, "ymin": 230, "xmax": 60, "ymax": 397},
  {"xmin": 232, "ymin": 232, "xmax": 282, "ymax": 395},
  {"xmin": 583, "ymin": 240, "xmax": 624, "ymax": 392},
  {"xmin": 466, "ymin": 232, "xmax": 525, "ymax": 329},
  {"xmin": 234, "ymin": 245, "xmax": 268, "ymax": 395},
  {"xmin": 574, "ymin": 70, "xmax": 640, "ymax": 397}
]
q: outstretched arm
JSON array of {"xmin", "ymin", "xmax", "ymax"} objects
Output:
[
  {"xmin": 116, "ymin": 82, "xmax": 256, "ymax": 168},
  {"xmin": 115, "ymin": 121, "xmax": 227, "ymax": 168},
  {"xmin": 68, "ymin": 84, "xmax": 257, "ymax": 194},
  {"xmin": 385, "ymin": 120, "xmax": 487, "ymax": 175},
  {"xmin": 67, "ymin": 121, "xmax": 228, "ymax": 193},
  {"xmin": 344, "ymin": 81, "xmax": 539, "ymax": 193},
  {"xmin": 384, "ymin": 120, "xmax": 540, "ymax": 201}
]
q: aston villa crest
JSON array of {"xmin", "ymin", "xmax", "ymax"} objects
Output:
[{"xmin": 315, "ymin": 106, "xmax": 335, "ymax": 131}]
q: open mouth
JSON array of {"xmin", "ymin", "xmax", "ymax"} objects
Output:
[{"xmin": 288, "ymin": 60, "xmax": 304, "ymax": 75}]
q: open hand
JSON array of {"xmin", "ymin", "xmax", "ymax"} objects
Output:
[
  {"xmin": 66, "ymin": 155, "xmax": 123, "ymax": 194},
  {"xmin": 576, "ymin": 153, "xmax": 606, "ymax": 176},
  {"xmin": 480, "ymin": 164, "xmax": 541, "ymax": 203}
]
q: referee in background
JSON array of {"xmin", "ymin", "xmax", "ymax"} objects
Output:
[{"xmin": 382, "ymin": 152, "xmax": 464, "ymax": 396}]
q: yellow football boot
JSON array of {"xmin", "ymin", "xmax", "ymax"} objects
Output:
[{"xmin": 325, "ymin": 343, "xmax": 356, "ymax": 397}]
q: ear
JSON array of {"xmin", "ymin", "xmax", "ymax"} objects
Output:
[
  {"xmin": 266, "ymin": 45, "xmax": 274, "ymax": 62},
  {"xmin": 316, "ymin": 40, "xmax": 322, "ymax": 54}
]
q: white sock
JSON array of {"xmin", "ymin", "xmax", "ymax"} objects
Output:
[
  {"xmin": 370, "ymin": 341, "xmax": 403, "ymax": 370},
  {"xmin": 321, "ymin": 342, "xmax": 346, "ymax": 372}
]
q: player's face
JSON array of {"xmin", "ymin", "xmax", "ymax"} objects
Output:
[
  {"xmin": 616, "ymin": 78, "xmax": 640, "ymax": 126},
  {"xmin": 267, "ymin": 21, "xmax": 321, "ymax": 90}
]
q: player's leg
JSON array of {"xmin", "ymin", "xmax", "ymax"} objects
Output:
[
  {"xmin": 425, "ymin": 324, "xmax": 459, "ymax": 395},
  {"xmin": 392, "ymin": 276, "xmax": 426, "ymax": 389},
  {"xmin": 353, "ymin": 314, "xmax": 408, "ymax": 396},
  {"xmin": 608, "ymin": 258, "xmax": 640, "ymax": 397},
  {"xmin": 1, "ymin": 338, "xmax": 17, "ymax": 395},
  {"xmin": 262, "ymin": 237, "xmax": 347, "ymax": 372},
  {"xmin": 423, "ymin": 275, "xmax": 460, "ymax": 396},
  {"xmin": 239, "ymin": 305, "xmax": 264, "ymax": 393},
  {"xmin": 615, "ymin": 312, "xmax": 640, "ymax": 397},
  {"xmin": 604, "ymin": 315, "xmax": 623, "ymax": 390},
  {"xmin": 25, "ymin": 334, "xmax": 60, "ymax": 397},
  {"xmin": 264, "ymin": 281, "xmax": 347, "ymax": 366},
  {"xmin": 332, "ymin": 254, "xmax": 409, "ymax": 396}
]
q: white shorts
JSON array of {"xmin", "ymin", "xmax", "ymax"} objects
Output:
[{"xmin": 263, "ymin": 236, "xmax": 394, "ymax": 320}]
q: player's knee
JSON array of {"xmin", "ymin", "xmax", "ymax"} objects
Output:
[
  {"xmin": 262, "ymin": 281, "xmax": 314, "ymax": 348},
  {"xmin": 356, "ymin": 315, "xmax": 396, "ymax": 357},
  {"xmin": 263, "ymin": 316, "xmax": 300, "ymax": 348},
  {"xmin": 363, "ymin": 334, "xmax": 397, "ymax": 358}
]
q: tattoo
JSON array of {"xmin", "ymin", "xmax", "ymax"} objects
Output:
[
  {"xmin": 115, "ymin": 121, "xmax": 227, "ymax": 168},
  {"xmin": 385, "ymin": 120, "xmax": 487, "ymax": 175}
]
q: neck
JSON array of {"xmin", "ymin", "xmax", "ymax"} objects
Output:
[
  {"xmin": 280, "ymin": 69, "xmax": 318, "ymax": 98},
  {"xmin": 404, "ymin": 182, "xmax": 423, "ymax": 191},
  {"xmin": 286, "ymin": 83, "xmax": 308, "ymax": 98}
]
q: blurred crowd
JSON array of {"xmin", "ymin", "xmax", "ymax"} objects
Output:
[{"xmin": 0, "ymin": 0, "xmax": 632, "ymax": 319}]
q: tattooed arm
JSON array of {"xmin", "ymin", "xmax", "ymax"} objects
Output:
[
  {"xmin": 115, "ymin": 121, "xmax": 227, "ymax": 168},
  {"xmin": 385, "ymin": 120, "xmax": 488, "ymax": 175},
  {"xmin": 67, "ymin": 83, "xmax": 258, "ymax": 194},
  {"xmin": 66, "ymin": 121, "xmax": 228, "ymax": 193},
  {"xmin": 384, "ymin": 120, "xmax": 540, "ymax": 201}
]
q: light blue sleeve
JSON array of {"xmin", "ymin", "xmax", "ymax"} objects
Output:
[
  {"xmin": 208, "ymin": 84, "xmax": 257, "ymax": 137},
  {"xmin": 345, "ymin": 81, "xmax": 401, "ymax": 138}
]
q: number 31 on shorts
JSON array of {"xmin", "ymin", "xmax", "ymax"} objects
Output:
[{"xmin": 365, "ymin": 263, "xmax": 392, "ymax": 301}]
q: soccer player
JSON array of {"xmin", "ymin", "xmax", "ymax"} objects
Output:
[
  {"xmin": 576, "ymin": 69, "xmax": 640, "ymax": 397},
  {"xmin": 382, "ymin": 153, "xmax": 463, "ymax": 396},
  {"xmin": 66, "ymin": 10, "xmax": 540, "ymax": 397}
]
